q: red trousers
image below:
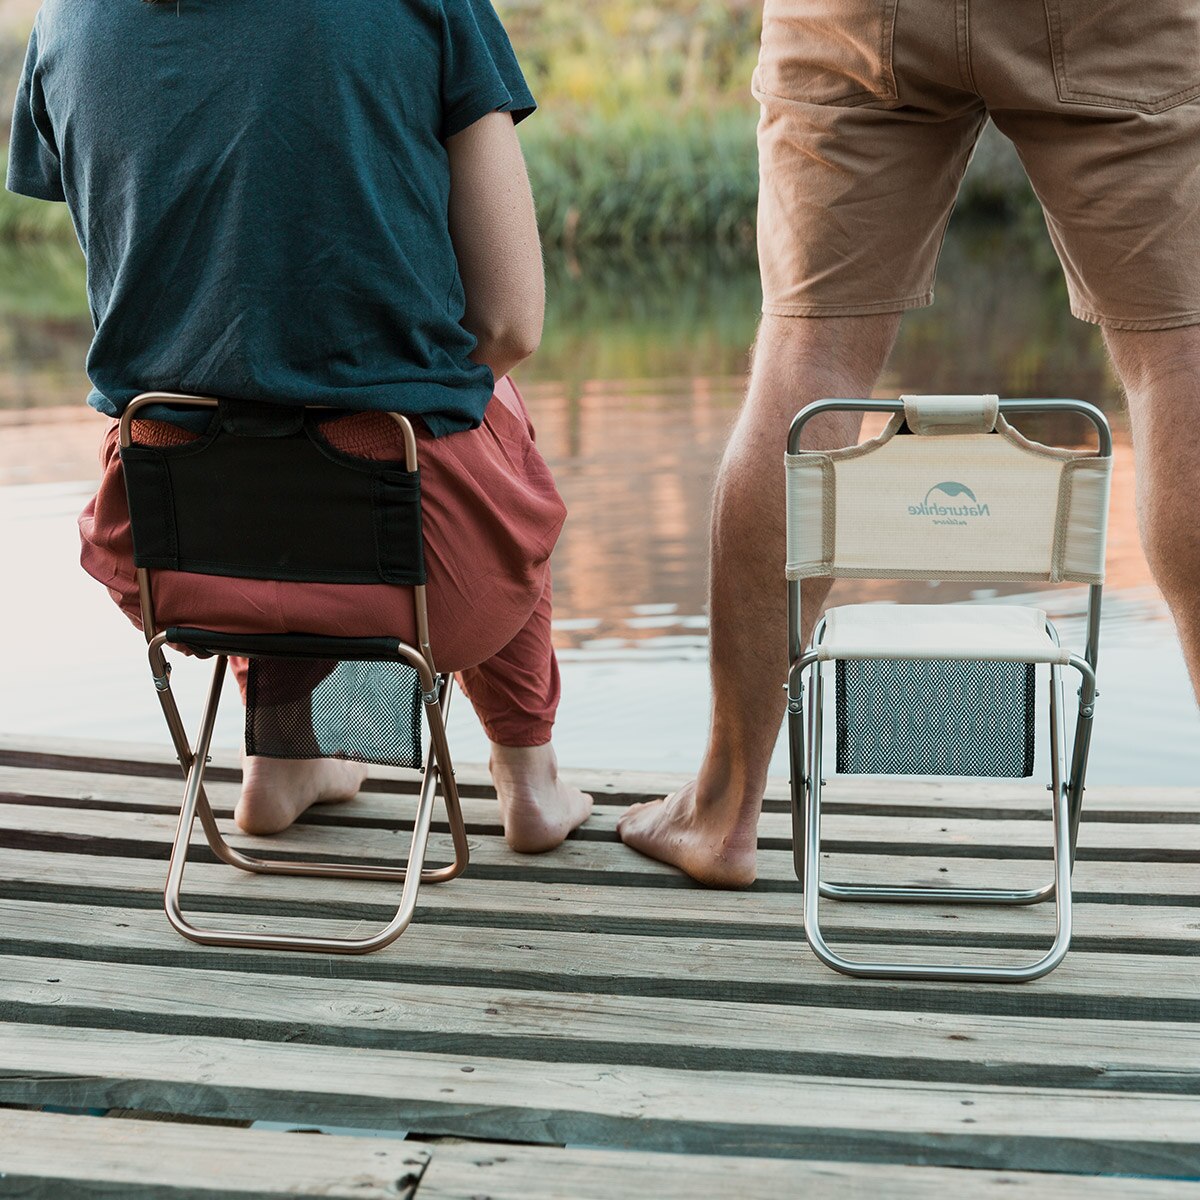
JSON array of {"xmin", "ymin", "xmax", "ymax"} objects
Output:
[{"xmin": 79, "ymin": 377, "xmax": 566, "ymax": 746}]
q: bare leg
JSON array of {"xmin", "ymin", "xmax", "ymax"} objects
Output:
[
  {"xmin": 226, "ymin": 656, "xmax": 371, "ymax": 834},
  {"xmin": 617, "ymin": 314, "xmax": 901, "ymax": 885},
  {"xmin": 458, "ymin": 572, "xmax": 593, "ymax": 852},
  {"xmin": 489, "ymin": 742, "xmax": 592, "ymax": 853},
  {"xmin": 1102, "ymin": 324, "xmax": 1200, "ymax": 695}
]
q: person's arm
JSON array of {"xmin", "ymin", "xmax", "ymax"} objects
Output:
[{"xmin": 446, "ymin": 111, "xmax": 544, "ymax": 380}]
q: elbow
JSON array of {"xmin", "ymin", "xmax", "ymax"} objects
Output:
[
  {"xmin": 474, "ymin": 318, "xmax": 542, "ymax": 373},
  {"xmin": 503, "ymin": 324, "xmax": 541, "ymax": 365}
]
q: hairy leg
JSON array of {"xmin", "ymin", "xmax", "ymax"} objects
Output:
[
  {"xmin": 1102, "ymin": 323, "xmax": 1200, "ymax": 696},
  {"xmin": 617, "ymin": 313, "xmax": 901, "ymax": 885}
]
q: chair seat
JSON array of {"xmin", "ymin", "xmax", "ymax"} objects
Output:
[
  {"xmin": 816, "ymin": 603, "xmax": 1070, "ymax": 664},
  {"xmin": 164, "ymin": 627, "xmax": 407, "ymax": 661}
]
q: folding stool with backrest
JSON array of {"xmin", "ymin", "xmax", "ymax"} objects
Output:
[
  {"xmin": 119, "ymin": 391, "xmax": 469, "ymax": 954},
  {"xmin": 785, "ymin": 394, "xmax": 1112, "ymax": 982}
]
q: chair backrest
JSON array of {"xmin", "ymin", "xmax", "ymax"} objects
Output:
[
  {"xmin": 785, "ymin": 395, "xmax": 1112, "ymax": 585},
  {"xmin": 119, "ymin": 392, "xmax": 425, "ymax": 587}
]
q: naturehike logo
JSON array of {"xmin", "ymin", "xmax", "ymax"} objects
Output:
[{"xmin": 907, "ymin": 481, "xmax": 991, "ymax": 526}]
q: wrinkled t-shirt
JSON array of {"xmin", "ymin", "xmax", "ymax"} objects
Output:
[{"xmin": 7, "ymin": 0, "xmax": 535, "ymax": 436}]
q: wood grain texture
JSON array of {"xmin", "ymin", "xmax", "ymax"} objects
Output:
[
  {"xmin": 4, "ymin": 948, "xmax": 1198, "ymax": 1090},
  {"xmin": 5, "ymin": 762, "xmax": 1199, "ymax": 827},
  {"xmin": 0, "ymin": 891, "xmax": 1198, "ymax": 1024},
  {"xmin": 416, "ymin": 1141, "xmax": 1200, "ymax": 1200},
  {"xmin": 4, "ymin": 849, "xmax": 1198, "ymax": 956},
  {"xmin": 0, "ymin": 1108, "xmax": 425, "ymax": 1198},
  {"xmin": 2, "ymin": 737, "xmax": 1199, "ymax": 1191},
  {"xmin": 2, "ymin": 774, "xmax": 1198, "ymax": 861},
  {"xmin": 4, "ymin": 1023, "xmax": 1200, "ymax": 1174}
]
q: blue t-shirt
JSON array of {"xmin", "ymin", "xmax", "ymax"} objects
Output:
[{"xmin": 7, "ymin": 0, "xmax": 535, "ymax": 436}]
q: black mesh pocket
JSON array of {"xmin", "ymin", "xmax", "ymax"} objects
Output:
[
  {"xmin": 245, "ymin": 657, "xmax": 423, "ymax": 769},
  {"xmin": 835, "ymin": 659, "xmax": 1035, "ymax": 778}
]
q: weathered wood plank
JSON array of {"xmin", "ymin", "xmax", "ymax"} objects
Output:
[
  {"xmin": 4, "ymin": 761, "xmax": 1197, "ymax": 826},
  {"xmin": 4, "ymin": 865, "xmax": 1194, "ymax": 958},
  {"xmin": 0, "ymin": 805, "xmax": 1195, "ymax": 905},
  {"xmin": 3, "ymin": 950, "xmax": 1198, "ymax": 1091},
  {"xmin": 4, "ymin": 827, "xmax": 1196, "ymax": 937},
  {"xmin": 0, "ymin": 1108, "xmax": 426, "ymax": 1198},
  {"xmin": 416, "ymin": 1141, "xmax": 1200, "ymax": 1200},
  {"xmin": 3, "ymin": 1024, "xmax": 1200, "ymax": 1174},
  {"xmin": 0, "ymin": 894, "xmax": 1197, "ymax": 1022},
  {"xmin": 2, "ymin": 733, "xmax": 1197, "ymax": 815},
  {"xmin": 6, "ymin": 768, "xmax": 1199, "ymax": 870}
]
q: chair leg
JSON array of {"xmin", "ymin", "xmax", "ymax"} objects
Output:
[
  {"xmin": 152, "ymin": 652, "xmax": 467, "ymax": 953},
  {"xmin": 198, "ymin": 679, "xmax": 468, "ymax": 883},
  {"xmin": 791, "ymin": 659, "xmax": 1075, "ymax": 983}
]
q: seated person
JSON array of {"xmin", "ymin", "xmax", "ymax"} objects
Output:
[{"xmin": 8, "ymin": 0, "xmax": 590, "ymax": 851}]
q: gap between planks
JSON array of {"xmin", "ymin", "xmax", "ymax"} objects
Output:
[
  {"xmin": 3, "ymin": 1023, "xmax": 1200, "ymax": 1175},
  {"xmin": 2, "ymin": 1110, "xmax": 1196, "ymax": 1200}
]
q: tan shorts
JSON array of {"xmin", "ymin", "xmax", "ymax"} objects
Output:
[{"xmin": 756, "ymin": 0, "xmax": 1200, "ymax": 329}]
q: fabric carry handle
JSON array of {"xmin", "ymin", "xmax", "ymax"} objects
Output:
[{"xmin": 902, "ymin": 394, "xmax": 999, "ymax": 436}]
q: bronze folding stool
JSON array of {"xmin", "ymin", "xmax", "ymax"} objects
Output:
[
  {"xmin": 120, "ymin": 391, "xmax": 468, "ymax": 954},
  {"xmin": 786, "ymin": 395, "xmax": 1112, "ymax": 983}
]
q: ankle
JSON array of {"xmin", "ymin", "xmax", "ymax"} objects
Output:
[
  {"xmin": 694, "ymin": 752, "xmax": 767, "ymax": 826},
  {"xmin": 489, "ymin": 741, "xmax": 557, "ymax": 781}
]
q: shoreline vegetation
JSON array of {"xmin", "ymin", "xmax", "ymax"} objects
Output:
[
  {"xmin": 0, "ymin": 0, "xmax": 1041, "ymax": 250},
  {"xmin": 0, "ymin": 117, "xmax": 1040, "ymax": 250}
]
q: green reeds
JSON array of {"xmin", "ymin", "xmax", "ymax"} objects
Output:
[
  {"xmin": 522, "ymin": 107, "xmax": 758, "ymax": 250},
  {"xmin": 0, "ymin": 116, "xmax": 1039, "ymax": 251}
]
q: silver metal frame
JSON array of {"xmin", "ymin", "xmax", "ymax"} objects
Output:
[
  {"xmin": 121, "ymin": 393, "xmax": 469, "ymax": 955},
  {"xmin": 786, "ymin": 398, "xmax": 1110, "ymax": 983}
]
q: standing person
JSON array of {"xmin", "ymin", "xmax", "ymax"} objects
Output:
[
  {"xmin": 619, "ymin": 0, "xmax": 1200, "ymax": 884},
  {"xmin": 8, "ymin": 0, "xmax": 591, "ymax": 851}
]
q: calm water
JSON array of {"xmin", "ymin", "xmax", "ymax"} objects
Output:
[{"xmin": 0, "ymin": 221, "xmax": 1196, "ymax": 785}]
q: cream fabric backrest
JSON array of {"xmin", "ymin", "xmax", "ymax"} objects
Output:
[{"xmin": 785, "ymin": 396, "xmax": 1112, "ymax": 584}]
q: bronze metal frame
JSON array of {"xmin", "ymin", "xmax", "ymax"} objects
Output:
[{"xmin": 120, "ymin": 392, "xmax": 469, "ymax": 954}]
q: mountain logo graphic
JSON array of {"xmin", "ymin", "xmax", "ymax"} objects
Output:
[
  {"xmin": 907, "ymin": 481, "xmax": 991, "ymax": 521},
  {"xmin": 924, "ymin": 481, "xmax": 977, "ymax": 506}
]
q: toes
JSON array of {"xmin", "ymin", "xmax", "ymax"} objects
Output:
[{"xmin": 616, "ymin": 797, "xmax": 661, "ymax": 838}]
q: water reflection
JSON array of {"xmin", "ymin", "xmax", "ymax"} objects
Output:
[{"xmin": 0, "ymin": 219, "xmax": 1194, "ymax": 782}]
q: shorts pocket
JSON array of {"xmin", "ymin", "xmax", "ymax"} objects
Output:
[
  {"xmin": 756, "ymin": 0, "xmax": 899, "ymax": 107},
  {"xmin": 1045, "ymin": 0, "xmax": 1200, "ymax": 113}
]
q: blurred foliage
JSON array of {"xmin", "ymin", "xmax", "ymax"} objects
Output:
[
  {"xmin": 522, "ymin": 108, "xmax": 758, "ymax": 249},
  {"xmin": 0, "ymin": 2, "xmax": 1042, "ymax": 248},
  {"xmin": 497, "ymin": 0, "xmax": 761, "ymax": 115}
]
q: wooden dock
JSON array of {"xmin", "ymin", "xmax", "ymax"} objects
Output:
[{"xmin": 0, "ymin": 734, "xmax": 1198, "ymax": 1197}]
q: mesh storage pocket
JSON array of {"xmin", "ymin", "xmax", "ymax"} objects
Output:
[
  {"xmin": 245, "ymin": 657, "xmax": 423, "ymax": 769},
  {"xmin": 835, "ymin": 659, "xmax": 1035, "ymax": 777}
]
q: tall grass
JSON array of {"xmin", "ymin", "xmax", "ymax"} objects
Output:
[
  {"xmin": 523, "ymin": 108, "xmax": 758, "ymax": 249},
  {"xmin": 0, "ymin": 118, "xmax": 1041, "ymax": 251}
]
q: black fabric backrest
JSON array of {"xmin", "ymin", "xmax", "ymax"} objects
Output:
[{"xmin": 120, "ymin": 399, "xmax": 426, "ymax": 585}]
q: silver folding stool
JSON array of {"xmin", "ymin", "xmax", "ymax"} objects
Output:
[
  {"xmin": 120, "ymin": 391, "xmax": 469, "ymax": 955},
  {"xmin": 786, "ymin": 394, "xmax": 1112, "ymax": 983}
]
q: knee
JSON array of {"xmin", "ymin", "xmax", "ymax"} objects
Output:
[
  {"xmin": 754, "ymin": 312, "xmax": 901, "ymax": 390},
  {"xmin": 1105, "ymin": 325, "xmax": 1200, "ymax": 401}
]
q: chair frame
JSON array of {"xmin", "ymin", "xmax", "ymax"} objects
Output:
[
  {"xmin": 120, "ymin": 392, "xmax": 469, "ymax": 955},
  {"xmin": 786, "ymin": 397, "xmax": 1110, "ymax": 983}
]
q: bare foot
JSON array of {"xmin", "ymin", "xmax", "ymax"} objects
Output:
[
  {"xmin": 490, "ymin": 742, "xmax": 592, "ymax": 853},
  {"xmin": 616, "ymin": 781, "xmax": 759, "ymax": 887},
  {"xmin": 236, "ymin": 754, "xmax": 369, "ymax": 835}
]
